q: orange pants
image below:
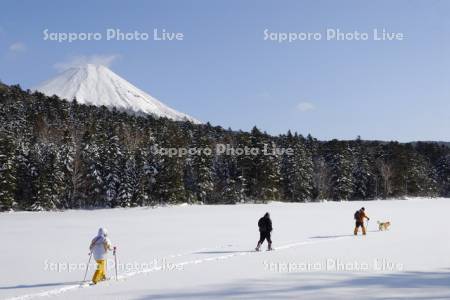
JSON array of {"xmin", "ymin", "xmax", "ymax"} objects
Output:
[
  {"xmin": 92, "ymin": 259, "xmax": 106, "ymax": 284},
  {"xmin": 354, "ymin": 221, "xmax": 366, "ymax": 235}
]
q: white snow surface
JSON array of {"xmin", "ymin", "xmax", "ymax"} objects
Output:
[
  {"xmin": 34, "ymin": 64, "xmax": 200, "ymax": 123},
  {"xmin": 1, "ymin": 198, "xmax": 450, "ymax": 300}
]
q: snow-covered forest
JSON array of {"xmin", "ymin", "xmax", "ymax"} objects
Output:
[{"xmin": 0, "ymin": 83, "xmax": 449, "ymax": 211}]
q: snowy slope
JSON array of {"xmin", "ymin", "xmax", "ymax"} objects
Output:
[
  {"xmin": 35, "ymin": 64, "xmax": 200, "ymax": 123},
  {"xmin": 1, "ymin": 198, "xmax": 450, "ymax": 300}
]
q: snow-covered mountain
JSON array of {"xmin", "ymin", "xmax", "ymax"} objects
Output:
[{"xmin": 35, "ymin": 64, "xmax": 200, "ymax": 123}]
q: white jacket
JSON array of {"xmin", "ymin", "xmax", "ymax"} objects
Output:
[{"xmin": 90, "ymin": 228, "xmax": 112, "ymax": 260}]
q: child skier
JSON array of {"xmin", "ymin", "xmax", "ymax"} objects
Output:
[
  {"xmin": 89, "ymin": 227, "xmax": 112, "ymax": 284},
  {"xmin": 256, "ymin": 212, "xmax": 273, "ymax": 251}
]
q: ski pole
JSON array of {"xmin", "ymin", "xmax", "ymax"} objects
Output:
[
  {"xmin": 82, "ymin": 252, "xmax": 93, "ymax": 283},
  {"xmin": 113, "ymin": 246, "xmax": 118, "ymax": 281}
]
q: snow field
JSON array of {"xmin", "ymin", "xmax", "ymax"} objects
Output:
[{"xmin": 1, "ymin": 198, "xmax": 450, "ymax": 299}]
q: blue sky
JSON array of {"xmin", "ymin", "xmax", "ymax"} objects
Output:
[{"xmin": 1, "ymin": 0, "xmax": 449, "ymax": 142}]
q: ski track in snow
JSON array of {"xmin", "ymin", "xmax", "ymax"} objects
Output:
[{"xmin": 5, "ymin": 235, "xmax": 349, "ymax": 300}]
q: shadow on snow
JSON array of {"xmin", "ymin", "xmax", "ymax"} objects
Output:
[{"xmin": 133, "ymin": 270, "xmax": 450, "ymax": 300}]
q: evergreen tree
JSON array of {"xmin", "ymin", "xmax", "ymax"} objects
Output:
[
  {"xmin": 104, "ymin": 131, "xmax": 124, "ymax": 207},
  {"xmin": 191, "ymin": 133, "xmax": 214, "ymax": 203},
  {"xmin": 235, "ymin": 132, "xmax": 253, "ymax": 199},
  {"xmin": 213, "ymin": 137, "xmax": 244, "ymax": 204},
  {"xmin": 312, "ymin": 156, "xmax": 330, "ymax": 200},
  {"xmin": 34, "ymin": 143, "xmax": 63, "ymax": 210},
  {"xmin": 81, "ymin": 131, "xmax": 105, "ymax": 207},
  {"xmin": 117, "ymin": 153, "xmax": 134, "ymax": 207},
  {"xmin": 0, "ymin": 130, "xmax": 17, "ymax": 210},
  {"xmin": 141, "ymin": 145, "xmax": 160, "ymax": 206},
  {"xmin": 281, "ymin": 132, "xmax": 314, "ymax": 201},
  {"xmin": 58, "ymin": 131, "xmax": 75, "ymax": 208},
  {"xmin": 153, "ymin": 124, "xmax": 186, "ymax": 204},
  {"xmin": 247, "ymin": 127, "xmax": 281, "ymax": 200},
  {"xmin": 131, "ymin": 149, "xmax": 146, "ymax": 206},
  {"xmin": 406, "ymin": 153, "xmax": 438, "ymax": 197},
  {"xmin": 351, "ymin": 140, "xmax": 374, "ymax": 200},
  {"xmin": 327, "ymin": 143, "xmax": 354, "ymax": 201},
  {"xmin": 436, "ymin": 154, "xmax": 450, "ymax": 197},
  {"xmin": 14, "ymin": 142, "xmax": 39, "ymax": 210}
]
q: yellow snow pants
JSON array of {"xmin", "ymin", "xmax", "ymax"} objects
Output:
[{"xmin": 92, "ymin": 259, "xmax": 106, "ymax": 284}]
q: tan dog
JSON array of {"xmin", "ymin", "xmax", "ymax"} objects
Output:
[{"xmin": 377, "ymin": 221, "xmax": 391, "ymax": 231}]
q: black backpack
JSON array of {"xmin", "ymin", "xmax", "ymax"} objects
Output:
[{"xmin": 354, "ymin": 210, "xmax": 361, "ymax": 220}]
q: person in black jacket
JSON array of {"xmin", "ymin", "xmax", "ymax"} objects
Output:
[{"xmin": 255, "ymin": 212, "xmax": 273, "ymax": 251}]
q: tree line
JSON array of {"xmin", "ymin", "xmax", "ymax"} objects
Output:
[{"xmin": 0, "ymin": 83, "xmax": 448, "ymax": 211}]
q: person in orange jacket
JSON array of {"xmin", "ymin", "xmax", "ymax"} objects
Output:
[{"xmin": 354, "ymin": 207, "xmax": 370, "ymax": 235}]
